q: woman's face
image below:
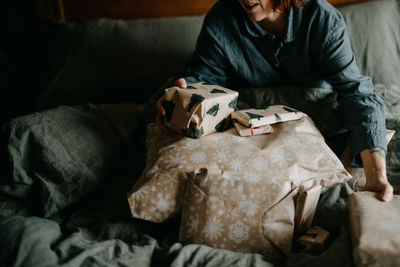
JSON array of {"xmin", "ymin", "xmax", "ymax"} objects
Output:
[{"xmin": 237, "ymin": 0, "xmax": 273, "ymax": 22}]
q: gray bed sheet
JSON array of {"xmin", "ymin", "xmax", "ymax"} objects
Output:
[{"xmin": 2, "ymin": 99, "xmax": 388, "ymax": 267}]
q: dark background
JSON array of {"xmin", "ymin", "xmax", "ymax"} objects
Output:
[{"xmin": 0, "ymin": 1, "xmax": 51, "ymax": 127}]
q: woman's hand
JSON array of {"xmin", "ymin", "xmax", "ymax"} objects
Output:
[
  {"xmin": 360, "ymin": 147, "xmax": 393, "ymax": 202},
  {"xmin": 156, "ymin": 78, "xmax": 187, "ymax": 131}
]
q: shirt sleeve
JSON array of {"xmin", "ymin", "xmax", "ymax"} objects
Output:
[
  {"xmin": 319, "ymin": 19, "xmax": 387, "ymax": 167},
  {"xmin": 179, "ymin": 12, "xmax": 233, "ymax": 87}
]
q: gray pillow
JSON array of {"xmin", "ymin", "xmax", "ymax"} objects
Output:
[{"xmin": 338, "ymin": 0, "xmax": 400, "ymax": 125}]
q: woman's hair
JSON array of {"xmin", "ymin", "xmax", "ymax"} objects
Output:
[{"xmin": 273, "ymin": 0, "xmax": 306, "ymax": 11}]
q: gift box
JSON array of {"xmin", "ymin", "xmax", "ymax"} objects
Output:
[
  {"xmin": 233, "ymin": 120, "xmax": 273, "ymax": 137},
  {"xmin": 348, "ymin": 192, "xmax": 400, "ymax": 267},
  {"xmin": 231, "ymin": 105, "xmax": 306, "ymax": 128},
  {"xmin": 162, "ymin": 82, "xmax": 238, "ymax": 138}
]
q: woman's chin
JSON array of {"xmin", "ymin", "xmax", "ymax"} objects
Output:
[{"xmin": 247, "ymin": 14, "xmax": 265, "ymax": 22}]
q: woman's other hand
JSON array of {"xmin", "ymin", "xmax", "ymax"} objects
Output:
[
  {"xmin": 361, "ymin": 147, "xmax": 393, "ymax": 202},
  {"xmin": 156, "ymin": 78, "xmax": 187, "ymax": 131}
]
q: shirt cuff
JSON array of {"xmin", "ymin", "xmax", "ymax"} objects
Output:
[{"xmin": 349, "ymin": 125, "xmax": 387, "ymax": 168}]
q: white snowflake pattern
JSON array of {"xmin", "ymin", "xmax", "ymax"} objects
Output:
[
  {"xmin": 253, "ymin": 157, "xmax": 267, "ymax": 170},
  {"xmin": 164, "ymin": 154, "xmax": 182, "ymax": 168},
  {"xmin": 217, "ymin": 209, "xmax": 225, "ymax": 216},
  {"xmin": 187, "ymin": 214, "xmax": 199, "ymax": 234},
  {"xmin": 240, "ymin": 198, "xmax": 260, "ymax": 216},
  {"xmin": 230, "ymin": 159, "xmax": 242, "ymax": 171},
  {"xmin": 190, "ymin": 151, "xmax": 206, "ymax": 164},
  {"xmin": 244, "ymin": 172, "xmax": 261, "ymax": 184},
  {"xmin": 229, "ymin": 221, "xmax": 249, "ymax": 244},
  {"xmin": 182, "ymin": 139, "xmax": 200, "ymax": 150},
  {"xmin": 209, "ymin": 196, "xmax": 221, "ymax": 210},
  {"xmin": 220, "ymin": 171, "xmax": 240, "ymax": 187},
  {"xmin": 283, "ymin": 136, "xmax": 300, "ymax": 148},
  {"xmin": 215, "ymin": 151, "xmax": 229, "ymax": 162},
  {"xmin": 150, "ymin": 192, "xmax": 172, "ymax": 215},
  {"xmin": 234, "ymin": 145, "xmax": 252, "ymax": 156},
  {"xmin": 134, "ymin": 186, "xmax": 148, "ymax": 200},
  {"xmin": 269, "ymin": 150, "xmax": 294, "ymax": 167},
  {"xmin": 204, "ymin": 216, "xmax": 224, "ymax": 241}
]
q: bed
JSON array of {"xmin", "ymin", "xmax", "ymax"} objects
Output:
[{"xmin": 1, "ymin": 0, "xmax": 400, "ymax": 266}]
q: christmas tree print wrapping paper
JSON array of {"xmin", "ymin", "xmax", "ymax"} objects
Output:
[
  {"xmin": 348, "ymin": 192, "xmax": 400, "ymax": 267},
  {"xmin": 231, "ymin": 105, "xmax": 306, "ymax": 128},
  {"xmin": 127, "ymin": 116, "xmax": 351, "ymax": 225},
  {"xmin": 162, "ymin": 82, "xmax": 238, "ymax": 138}
]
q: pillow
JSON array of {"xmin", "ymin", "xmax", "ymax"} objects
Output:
[
  {"xmin": 127, "ymin": 115, "xmax": 351, "ymax": 223},
  {"xmin": 34, "ymin": 16, "xmax": 205, "ymax": 110},
  {"xmin": 1, "ymin": 103, "xmax": 141, "ymax": 217},
  {"xmin": 338, "ymin": 0, "xmax": 400, "ymax": 90}
]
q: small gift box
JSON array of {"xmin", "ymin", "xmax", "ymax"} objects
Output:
[
  {"xmin": 231, "ymin": 105, "xmax": 306, "ymax": 128},
  {"xmin": 233, "ymin": 120, "xmax": 273, "ymax": 137},
  {"xmin": 163, "ymin": 82, "xmax": 238, "ymax": 138},
  {"xmin": 348, "ymin": 192, "xmax": 400, "ymax": 267}
]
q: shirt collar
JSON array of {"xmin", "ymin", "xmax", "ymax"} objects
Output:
[{"xmin": 240, "ymin": 6, "xmax": 304, "ymax": 43}]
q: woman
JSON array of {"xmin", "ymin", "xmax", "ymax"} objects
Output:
[{"xmin": 155, "ymin": 0, "xmax": 393, "ymax": 201}]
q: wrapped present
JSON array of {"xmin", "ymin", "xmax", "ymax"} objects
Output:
[
  {"xmin": 231, "ymin": 105, "xmax": 306, "ymax": 128},
  {"xmin": 349, "ymin": 192, "xmax": 400, "ymax": 267},
  {"xmin": 233, "ymin": 120, "xmax": 273, "ymax": 137},
  {"xmin": 162, "ymin": 82, "xmax": 238, "ymax": 138}
]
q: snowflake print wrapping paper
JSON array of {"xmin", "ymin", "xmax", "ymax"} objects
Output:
[
  {"xmin": 162, "ymin": 82, "xmax": 238, "ymax": 138},
  {"xmin": 349, "ymin": 192, "xmax": 400, "ymax": 267},
  {"xmin": 127, "ymin": 115, "xmax": 351, "ymax": 227},
  {"xmin": 179, "ymin": 167, "xmax": 299, "ymax": 262}
]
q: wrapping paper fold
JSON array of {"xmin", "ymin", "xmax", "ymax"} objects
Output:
[
  {"xmin": 162, "ymin": 82, "xmax": 238, "ymax": 138},
  {"xmin": 349, "ymin": 192, "xmax": 400, "ymax": 267}
]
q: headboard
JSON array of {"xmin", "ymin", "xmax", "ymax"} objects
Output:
[{"xmin": 36, "ymin": 0, "xmax": 374, "ymax": 22}]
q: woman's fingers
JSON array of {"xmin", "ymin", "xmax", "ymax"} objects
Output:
[
  {"xmin": 175, "ymin": 78, "xmax": 187, "ymax": 88},
  {"xmin": 157, "ymin": 95, "xmax": 166, "ymax": 116},
  {"xmin": 156, "ymin": 95, "xmax": 168, "ymax": 131},
  {"xmin": 380, "ymin": 183, "xmax": 393, "ymax": 202}
]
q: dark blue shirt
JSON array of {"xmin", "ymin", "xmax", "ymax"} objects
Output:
[{"xmin": 180, "ymin": 0, "xmax": 386, "ymax": 166}]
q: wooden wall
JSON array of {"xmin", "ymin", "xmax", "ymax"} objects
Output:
[{"xmin": 36, "ymin": 0, "xmax": 372, "ymax": 22}]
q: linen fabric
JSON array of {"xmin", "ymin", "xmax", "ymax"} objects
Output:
[
  {"xmin": 231, "ymin": 105, "xmax": 306, "ymax": 128},
  {"xmin": 348, "ymin": 192, "xmax": 400, "ymax": 267},
  {"xmin": 162, "ymin": 82, "xmax": 238, "ymax": 138},
  {"xmin": 178, "ymin": 0, "xmax": 387, "ymax": 167},
  {"xmin": 127, "ymin": 116, "xmax": 351, "ymax": 223}
]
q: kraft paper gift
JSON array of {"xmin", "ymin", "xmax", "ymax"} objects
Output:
[
  {"xmin": 231, "ymin": 105, "xmax": 306, "ymax": 128},
  {"xmin": 127, "ymin": 116, "xmax": 351, "ymax": 224},
  {"xmin": 349, "ymin": 192, "xmax": 400, "ymax": 267},
  {"xmin": 233, "ymin": 120, "xmax": 273, "ymax": 137},
  {"xmin": 162, "ymin": 82, "xmax": 238, "ymax": 138},
  {"xmin": 179, "ymin": 166, "xmax": 299, "ymax": 263}
]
